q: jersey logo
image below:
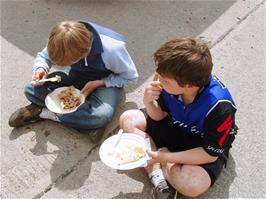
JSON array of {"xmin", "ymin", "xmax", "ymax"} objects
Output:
[{"xmin": 217, "ymin": 114, "xmax": 233, "ymax": 147}]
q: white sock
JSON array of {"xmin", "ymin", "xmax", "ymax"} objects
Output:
[
  {"xmin": 149, "ymin": 169, "xmax": 167, "ymax": 187},
  {"xmin": 40, "ymin": 108, "xmax": 60, "ymax": 122}
]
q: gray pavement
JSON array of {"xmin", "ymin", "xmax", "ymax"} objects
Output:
[{"xmin": 1, "ymin": 0, "xmax": 265, "ymax": 199}]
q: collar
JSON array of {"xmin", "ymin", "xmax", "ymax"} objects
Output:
[
  {"xmin": 79, "ymin": 21, "xmax": 103, "ymax": 56},
  {"xmin": 190, "ymin": 77, "xmax": 212, "ymax": 103},
  {"xmin": 176, "ymin": 78, "xmax": 211, "ymax": 104}
]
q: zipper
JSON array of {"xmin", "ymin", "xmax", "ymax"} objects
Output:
[
  {"xmin": 183, "ymin": 104, "xmax": 186, "ymax": 113},
  {"xmin": 84, "ymin": 57, "xmax": 88, "ymax": 66}
]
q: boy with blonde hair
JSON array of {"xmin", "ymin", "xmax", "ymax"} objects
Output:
[
  {"xmin": 119, "ymin": 38, "xmax": 237, "ymax": 198},
  {"xmin": 9, "ymin": 20, "xmax": 138, "ymax": 143}
]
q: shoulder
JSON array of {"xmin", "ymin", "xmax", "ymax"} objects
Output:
[
  {"xmin": 205, "ymin": 100, "xmax": 237, "ymax": 131},
  {"xmin": 100, "ymin": 34, "xmax": 126, "ymax": 53},
  {"xmin": 207, "ymin": 100, "xmax": 236, "ymax": 117},
  {"xmin": 199, "ymin": 77, "xmax": 236, "ymax": 114}
]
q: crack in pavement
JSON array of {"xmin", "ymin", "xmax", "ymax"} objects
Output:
[
  {"xmin": 31, "ymin": 143, "xmax": 101, "ymax": 199},
  {"xmin": 31, "ymin": 126, "xmax": 120, "ymax": 199},
  {"xmin": 211, "ymin": 0, "xmax": 265, "ymax": 48}
]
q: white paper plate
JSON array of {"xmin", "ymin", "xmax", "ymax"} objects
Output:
[
  {"xmin": 45, "ymin": 86, "xmax": 85, "ymax": 114},
  {"xmin": 99, "ymin": 133, "xmax": 150, "ymax": 170}
]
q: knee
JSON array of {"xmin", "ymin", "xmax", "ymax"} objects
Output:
[
  {"xmin": 119, "ymin": 109, "xmax": 145, "ymax": 129},
  {"xmin": 119, "ymin": 110, "xmax": 136, "ymax": 124},
  {"xmin": 176, "ymin": 181, "xmax": 203, "ymax": 197},
  {"xmin": 24, "ymin": 83, "xmax": 35, "ymax": 100},
  {"xmin": 90, "ymin": 116, "xmax": 109, "ymax": 129},
  {"xmin": 24, "ymin": 83, "xmax": 33, "ymax": 94},
  {"xmin": 98, "ymin": 108, "xmax": 114, "ymax": 123},
  {"xmin": 59, "ymin": 110, "xmax": 112, "ymax": 129},
  {"xmin": 89, "ymin": 108, "xmax": 114, "ymax": 128},
  {"xmin": 170, "ymin": 166, "xmax": 207, "ymax": 197}
]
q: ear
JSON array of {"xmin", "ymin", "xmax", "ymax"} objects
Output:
[{"xmin": 152, "ymin": 73, "xmax": 159, "ymax": 81}]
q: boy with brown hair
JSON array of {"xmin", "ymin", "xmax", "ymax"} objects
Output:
[
  {"xmin": 9, "ymin": 20, "xmax": 138, "ymax": 143},
  {"xmin": 119, "ymin": 38, "xmax": 237, "ymax": 198}
]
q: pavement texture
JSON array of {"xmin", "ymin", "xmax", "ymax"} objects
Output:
[{"xmin": 1, "ymin": 0, "xmax": 265, "ymax": 199}]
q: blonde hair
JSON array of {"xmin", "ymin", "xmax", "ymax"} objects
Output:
[
  {"xmin": 154, "ymin": 37, "xmax": 213, "ymax": 87},
  {"xmin": 47, "ymin": 21, "xmax": 93, "ymax": 66}
]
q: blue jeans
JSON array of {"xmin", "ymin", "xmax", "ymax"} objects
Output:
[{"xmin": 24, "ymin": 71, "xmax": 122, "ymax": 130}]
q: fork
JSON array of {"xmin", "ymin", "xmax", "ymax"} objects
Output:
[
  {"xmin": 31, "ymin": 75, "xmax": 61, "ymax": 84},
  {"xmin": 108, "ymin": 129, "xmax": 123, "ymax": 155}
]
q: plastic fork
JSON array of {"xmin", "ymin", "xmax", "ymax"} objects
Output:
[
  {"xmin": 31, "ymin": 75, "xmax": 61, "ymax": 84},
  {"xmin": 109, "ymin": 129, "xmax": 123, "ymax": 155}
]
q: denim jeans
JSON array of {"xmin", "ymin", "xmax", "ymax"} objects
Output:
[{"xmin": 24, "ymin": 71, "xmax": 122, "ymax": 130}]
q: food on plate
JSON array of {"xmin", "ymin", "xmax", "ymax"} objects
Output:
[
  {"xmin": 55, "ymin": 75, "xmax": 62, "ymax": 82},
  {"xmin": 110, "ymin": 143, "xmax": 146, "ymax": 165},
  {"xmin": 57, "ymin": 86, "xmax": 82, "ymax": 110}
]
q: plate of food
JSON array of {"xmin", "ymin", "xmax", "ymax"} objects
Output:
[
  {"xmin": 45, "ymin": 86, "xmax": 85, "ymax": 114},
  {"xmin": 99, "ymin": 132, "xmax": 150, "ymax": 170}
]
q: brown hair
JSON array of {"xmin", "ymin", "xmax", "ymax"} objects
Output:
[
  {"xmin": 47, "ymin": 21, "xmax": 93, "ymax": 66},
  {"xmin": 154, "ymin": 37, "xmax": 213, "ymax": 87}
]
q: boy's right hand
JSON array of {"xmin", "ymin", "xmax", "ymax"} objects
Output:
[
  {"xmin": 31, "ymin": 68, "xmax": 48, "ymax": 86},
  {"xmin": 143, "ymin": 73, "xmax": 162, "ymax": 105}
]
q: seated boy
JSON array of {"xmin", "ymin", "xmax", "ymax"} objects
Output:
[
  {"xmin": 9, "ymin": 20, "xmax": 138, "ymax": 143},
  {"xmin": 119, "ymin": 38, "xmax": 237, "ymax": 198}
]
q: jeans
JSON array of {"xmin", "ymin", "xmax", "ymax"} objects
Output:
[{"xmin": 24, "ymin": 71, "xmax": 122, "ymax": 130}]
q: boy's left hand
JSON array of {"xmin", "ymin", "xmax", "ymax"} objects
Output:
[
  {"xmin": 81, "ymin": 80, "xmax": 105, "ymax": 97},
  {"xmin": 147, "ymin": 150, "xmax": 168, "ymax": 164}
]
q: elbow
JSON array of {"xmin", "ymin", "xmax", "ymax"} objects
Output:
[
  {"xmin": 209, "ymin": 155, "xmax": 218, "ymax": 163},
  {"xmin": 130, "ymin": 76, "xmax": 138, "ymax": 84},
  {"xmin": 127, "ymin": 70, "xmax": 139, "ymax": 83},
  {"xmin": 204, "ymin": 150, "xmax": 219, "ymax": 163},
  {"xmin": 148, "ymin": 112, "xmax": 166, "ymax": 121},
  {"xmin": 202, "ymin": 147, "xmax": 220, "ymax": 163},
  {"xmin": 149, "ymin": 116, "xmax": 163, "ymax": 121},
  {"xmin": 122, "ymin": 77, "xmax": 138, "ymax": 87}
]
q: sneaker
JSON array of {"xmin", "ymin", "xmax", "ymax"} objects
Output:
[
  {"xmin": 152, "ymin": 184, "xmax": 177, "ymax": 199},
  {"xmin": 8, "ymin": 104, "xmax": 43, "ymax": 127},
  {"xmin": 154, "ymin": 179, "xmax": 170, "ymax": 193},
  {"xmin": 151, "ymin": 179, "xmax": 170, "ymax": 199}
]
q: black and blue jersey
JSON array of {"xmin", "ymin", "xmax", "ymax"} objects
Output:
[{"xmin": 158, "ymin": 75, "xmax": 237, "ymax": 156}]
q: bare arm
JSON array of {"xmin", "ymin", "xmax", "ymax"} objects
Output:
[
  {"xmin": 148, "ymin": 147, "xmax": 218, "ymax": 165},
  {"xmin": 145, "ymin": 100, "xmax": 167, "ymax": 121},
  {"xmin": 143, "ymin": 74, "xmax": 167, "ymax": 121}
]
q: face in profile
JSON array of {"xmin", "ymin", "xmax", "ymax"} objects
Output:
[{"xmin": 157, "ymin": 74, "xmax": 187, "ymax": 95}]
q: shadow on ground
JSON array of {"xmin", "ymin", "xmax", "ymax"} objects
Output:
[
  {"xmin": 9, "ymin": 121, "xmax": 93, "ymax": 191},
  {"xmin": 1, "ymin": 0, "xmax": 236, "ymax": 92},
  {"xmin": 6, "ymin": 99, "xmax": 138, "ymax": 194},
  {"xmin": 110, "ymin": 154, "xmax": 236, "ymax": 199},
  {"xmin": 182, "ymin": 153, "xmax": 237, "ymax": 199}
]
